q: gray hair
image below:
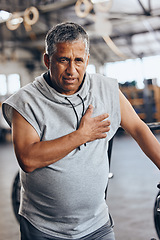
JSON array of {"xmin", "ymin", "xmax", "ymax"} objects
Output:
[{"xmin": 45, "ymin": 22, "xmax": 89, "ymax": 57}]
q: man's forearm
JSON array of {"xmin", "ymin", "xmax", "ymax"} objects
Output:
[
  {"xmin": 131, "ymin": 121, "xmax": 160, "ymax": 169},
  {"xmin": 15, "ymin": 129, "xmax": 86, "ymax": 173}
]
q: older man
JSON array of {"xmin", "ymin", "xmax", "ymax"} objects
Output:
[{"xmin": 2, "ymin": 22, "xmax": 160, "ymax": 240}]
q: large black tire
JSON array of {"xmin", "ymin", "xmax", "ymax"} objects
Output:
[
  {"xmin": 11, "ymin": 172, "xmax": 21, "ymax": 222},
  {"xmin": 154, "ymin": 188, "xmax": 160, "ymax": 239}
]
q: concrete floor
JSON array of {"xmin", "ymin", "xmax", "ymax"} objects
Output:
[{"xmin": 0, "ymin": 133, "xmax": 160, "ymax": 240}]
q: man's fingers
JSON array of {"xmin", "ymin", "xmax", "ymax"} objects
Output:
[
  {"xmin": 99, "ymin": 121, "xmax": 110, "ymax": 133},
  {"xmin": 79, "ymin": 105, "xmax": 110, "ymax": 142},
  {"xmin": 84, "ymin": 106, "xmax": 109, "ymax": 122},
  {"xmin": 101, "ymin": 120, "xmax": 110, "ymax": 127},
  {"xmin": 94, "ymin": 113, "xmax": 109, "ymax": 122},
  {"xmin": 84, "ymin": 104, "xmax": 109, "ymax": 122}
]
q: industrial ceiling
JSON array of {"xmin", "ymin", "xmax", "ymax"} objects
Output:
[{"xmin": 0, "ymin": 0, "xmax": 160, "ymax": 69}]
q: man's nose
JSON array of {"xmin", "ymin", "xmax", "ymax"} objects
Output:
[{"xmin": 66, "ymin": 61, "xmax": 77, "ymax": 75}]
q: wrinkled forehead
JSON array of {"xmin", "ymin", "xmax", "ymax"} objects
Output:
[
  {"xmin": 54, "ymin": 40, "xmax": 89, "ymax": 58},
  {"xmin": 54, "ymin": 39, "xmax": 89, "ymax": 54}
]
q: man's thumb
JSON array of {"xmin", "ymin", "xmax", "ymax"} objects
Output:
[{"xmin": 85, "ymin": 104, "xmax": 93, "ymax": 116}]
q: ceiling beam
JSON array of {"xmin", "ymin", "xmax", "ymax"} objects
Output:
[
  {"xmin": 38, "ymin": 0, "xmax": 77, "ymax": 13},
  {"xmin": 137, "ymin": 0, "xmax": 151, "ymax": 16}
]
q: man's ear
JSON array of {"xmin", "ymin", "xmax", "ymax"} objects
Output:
[{"xmin": 44, "ymin": 53, "xmax": 50, "ymax": 69}]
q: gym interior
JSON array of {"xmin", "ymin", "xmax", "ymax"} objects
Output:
[{"xmin": 0, "ymin": 1, "xmax": 160, "ymax": 239}]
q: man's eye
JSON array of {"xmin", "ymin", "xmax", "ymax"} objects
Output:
[
  {"xmin": 59, "ymin": 58, "xmax": 68, "ymax": 63},
  {"xmin": 75, "ymin": 58, "xmax": 83, "ymax": 63}
]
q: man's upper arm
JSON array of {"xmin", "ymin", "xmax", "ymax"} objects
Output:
[
  {"xmin": 12, "ymin": 109, "xmax": 40, "ymax": 163},
  {"xmin": 119, "ymin": 90, "xmax": 144, "ymax": 137}
]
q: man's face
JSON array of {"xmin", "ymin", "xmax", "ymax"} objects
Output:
[{"xmin": 44, "ymin": 40, "xmax": 89, "ymax": 95}]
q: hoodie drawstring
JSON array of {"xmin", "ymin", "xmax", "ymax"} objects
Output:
[
  {"xmin": 77, "ymin": 94, "xmax": 86, "ymax": 147},
  {"xmin": 65, "ymin": 95, "xmax": 86, "ymax": 150},
  {"xmin": 77, "ymin": 94, "xmax": 85, "ymax": 117},
  {"xmin": 65, "ymin": 97, "xmax": 79, "ymax": 130}
]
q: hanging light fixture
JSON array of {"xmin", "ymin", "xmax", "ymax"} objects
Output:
[
  {"xmin": 0, "ymin": 10, "xmax": 12, "ymax": 23},
  {"xmin": 23, "ymin": 6, "xmax": 39, "ymax": 26},
  {"xmin": 75, "ymin": 0, "xmax": 93, "ymax": 18},
  {"xmin": 5, "ymin": 6, "xmax": 39, "ymax": 31},
  {"xmin": 6, "ymin": 12, "xmax": 23, "ymax": 30}
]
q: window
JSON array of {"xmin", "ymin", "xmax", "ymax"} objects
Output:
[
  {"xmin": 8, "ymin": 74, "xmax": 21, "ymax": 94},
  {"xmin": 0, "ymin": 74, "xmax": 7, "ymax": 95},
  {"xmin": 105, "ymin": 55, "xmax": 160, "ymax": 89},
  {"xmin": 0, "ymin": 73, "xmax": 21, "ymax": 96}
]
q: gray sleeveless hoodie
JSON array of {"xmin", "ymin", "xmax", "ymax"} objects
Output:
[{"xmin": 2, "ymin": 72, "xmax": 121, "ymax": 239}]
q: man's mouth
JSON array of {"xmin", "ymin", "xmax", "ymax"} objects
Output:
[{"xmin": 63, "ymin": 77, "xmax": 77, "ymax": 83}]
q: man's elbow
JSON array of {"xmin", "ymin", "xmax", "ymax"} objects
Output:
[
  {"xmin": 17, "ymin": 155, "xmax": 35, "ymax": 173},
  {"xmin": 20, "ymin": 164, "xmax": 35, "ymax": 173}
]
